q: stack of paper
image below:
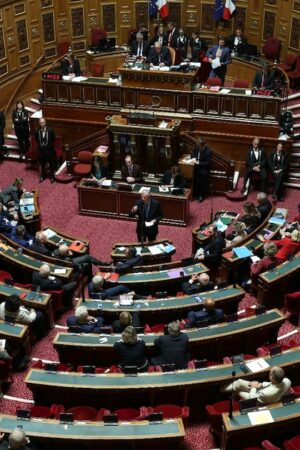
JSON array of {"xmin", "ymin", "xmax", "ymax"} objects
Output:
[
  {"xmin": 149, "ymin": 245, "xmax": 163, "ymax": 255},
  {"xmin": 248, "ymin": 410, "xmax": 274, "ymax": 425},
  {"xmin": 233, "ymin": 247, "xmax": 253, "ymax": 259},
  {"xmin": 245, "ymin": 358, "xmax": 270, "ymax": 373},
  {"xmin": 139, "ymin": 187, "xmax": 151, "ymax": 193},
  {"xmin": 268, "ymin": 216, "xmax": 286, "ymax": 226}
]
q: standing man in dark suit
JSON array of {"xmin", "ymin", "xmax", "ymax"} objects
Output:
[
  {"xmin": 147, "ymin": 42, "xmax": 171, "ymax": 67},
  {"xmin": 0, "ymin": 110, "xmax": 6, "ymax": 159},
  {"xmin": 252, "ymin": 63, "xmax": 275, "ymax": 90},
  {"xmin": 269, "ymin": 142, "xmax": 288, "ymax": 201},
  {"xmin": 207, "ymin": 36, "xmax": 232, "ymax": 85},
  {"xmin": 189, "ymin": 31, "xmax": 208, "ymax": 61},
  {"xmin": 130, "ymin": 32, "xmax": 149, "ymax": 60},
  {"xmin": 12, "ymin": 101, "xmax": 30, "ymax": 159},
  {"xmin": 192, "ymin": 137, "xmax": 212, "ymax": 202},
  {"xmin": 129, "ymin": 192, "xmax": 163, "ymax": 242},
  {"xmin": 121, "ymin": 154, "xmax": 142, "ymax": 183},
  {"xmin": 35, "ymin": 117, "xmax": 56, "ymax": 183},
  {"xmin": 227, "ymin": 27, "xmax": 247, "ymax": 55},
  {"xmin": 150, "ymin": 24, "xmax": 168, "ymax": 47},
  {"xmin": 151, "ymin": 321, "xmax": 189, "ymax": 370},
  {"xmin": 167, "ymin": 21, "xmax": 180, "ymax": 48},
  {"xmin": 241, "ymin": 137, "xmax": 267, "ymax": 194}
]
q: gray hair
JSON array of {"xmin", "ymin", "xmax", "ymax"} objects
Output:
[
  {"xmin": 75, "ymin": 306, "xmax": 88, "ymax": 321},
  {"xmin": 263, "ymin": 242, "xmax": 278, "ymax": 257},
  {"xmin": 257, "ymin": 192, "xmax": 268, "ymax": 204},
  {"xmin": 9, "ymin": 428, "xmax": 27, "ymax": 449},
  {"xmin": 168, "ymin": 321, "xmax": 180, "ymax": 335},
  {"xmin": 92, "ymin": 275, "xmax": 104, "ymax": 288},
  {"xmin": 270, "ymin": 366, "xmax": 285, "ymax": 383}
]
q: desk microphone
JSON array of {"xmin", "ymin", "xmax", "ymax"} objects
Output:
[{"xmin": 228, "ymin": 370, "xmax": 236, "ymax": 419}]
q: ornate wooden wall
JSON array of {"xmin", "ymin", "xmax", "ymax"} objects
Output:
[{"xmin": 0, "ymin": 0, "xmax": 299, "ymax": 99}]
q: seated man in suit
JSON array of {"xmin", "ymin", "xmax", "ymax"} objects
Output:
[
  {"xmin": 0, "ymin": 427, "xmax": 36, "ymax": 450},
  {"xmin": 121, "ymin": 155, "xmax": 142, "ymax": 184},
  {"xmin": 195, "ymin": 224, "xmax": 225, "ymax": 267},
  {"xmin": 160, "ymin": 165, "xmax": 186, "ymax": 189},
  {"xmin": 88, "ymin": 274, "xmax": 130, "ymax": 299},
  {"xmin": 29, "ymin": 231, "xmax": 51, "ymax": 256},
  {"xmin": 227, "ymin": 27, "xmax": 247, "ymax": 55},
  {"xmin": 115, "ymin": 247, "xmax": 142, "ymax": 274},
  {"xmin": 185, "ymin": 298, "xmax": 224, "ymax": 328},
  {"xmin": 67, "ymin": 305, "xmax": 104, "ymax": 333},
  {"xmin": 0, "ymin": 178, "xmax": 24, "ymax": 208},
  {"xmin": 269, "ymin": 142, "xmax": 288, "ymax": 201},
  {"xmin": 182, "ymin": 272, "xmax": 214, "ymax": 295},
  {"xmin": 129, "ymin": 192, "xmax": 163, "ymax": 242},
  {"xmin": 61, "ymin": 53, "xmax": 81, "ymax": 77},
  {"xmin": 151, "ymin": 321, "xmax": 189, "ymax": 370},
  {"xmin": 32, "ymin": 264, "xmax": 77, "ymax": 309},
  {"xmin": 221, "ymin": 366, "xmax": 291, "ymax": 404},
  {"xmin": 9, "ymin": 225, "xmax": 33, "ymax": 248},
  {"xmin": 207, "ymin": 36, "xmax": 232, "ymax": 85},
  {"xmin": 241, "ymin": 137, "xmax": 267, "ymax": 194},
  {"xmin": 256, "ymin": 192, "xmax": 272, "ymax": 222},
  {"xmin": 147, "ymin": 42, "xmax": 171, "ymax": 67},
  {"xmin": 253, "ymin": 63, "xmax": 275, "ymax": 90},
  {"xmin": 191, "ymin": 137, "xmax": 212, "ymax": 202},
  {"xmin": 130, "ymin": 32, "xmax": 149, "ymax": 60}
]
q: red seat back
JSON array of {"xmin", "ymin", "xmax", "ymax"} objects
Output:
[
  {"xmin": 91, "ymin": 28, "xmax": 107, "ymax": 47},
  {"xmin": 234, "ymin": 79, "xmax": 249, "ymax": 88},
  {"xmin": 92, "ymin": 63, "xmax": 104, "ymax": 77},
  {"xmin": 57, "ymin": 42, "xmax": 70, "ymax": 57},
  {"xmin": 76, "ymin": 151, "xmax": 93, "ymax": 164},
  {"xmin": 66, "ymin": 406, "xmax": 98, "ymax": 421},
  {"xmin": 206, "ymin": 77, "xmax": 222, "ymax": 86},
  {"xmin": 113, "ymin": 408, "xmax": 140, "ymax": 420},
  {"xmin": 262, "ymin": 37, "xmax": 281, "ymax": 60}
]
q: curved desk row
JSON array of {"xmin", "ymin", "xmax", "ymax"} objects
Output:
[
  {"xmin": 53, "ymin": 309, "xmax": 284, "ymax": 366},
  {"xmin": 111, "ymin": 239, "xmax": 176, "ymax": 265},
  {"xmin": 25, "ymin": 347, "xmax": 300, "ymax": 411},
  {"xmin": 0, "ymin": 320, "xmax": 29, "ymax": 354},
  {"xmin": 42, "ymin": 225, "xmax": 89, "ymax": 255}
]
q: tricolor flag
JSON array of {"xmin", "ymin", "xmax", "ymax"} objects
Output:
[
  {"xmin": 223, "ymin": 0, "xmax": 236, "ymax": 20},
  {"xmin": 156, "ymin": 0, "xmax": 168, "ymax": 19}
]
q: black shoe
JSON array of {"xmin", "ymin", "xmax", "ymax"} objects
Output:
[
  {"xmin": 272, "ymin": 193, "xmax": 277, "ymax": 201},
  {"xmin": 39, "ymin": 177, "xmax": 45, "ymax": 183},
  {"xmin": 50, "ymin": 177, "xmax": 55, "ymax": 183}
]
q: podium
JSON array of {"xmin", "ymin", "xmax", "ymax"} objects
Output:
[{"xmin": 107, "ymin": 114, "xmax": 181, "ymax": 173}]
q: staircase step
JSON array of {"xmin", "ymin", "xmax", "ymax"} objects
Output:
[
  {"xmin": 25, "ymin": 106, "xmax": 36, "ymax": 113},
  {"xmin": 291, "ymin": 152, "xmax": 300, "ymax": 157},
  {"xmin": 30, "ymin": 98, "xmax": 41, "ymax": 106},
  {"xmin": 284, "ymin": 181, "xmax": 300, "ymax": 188},
  {"xmin": 287, "ymin": 104, "xmax": 300, "ymax": 111},
  {"xmin": 7, "ymin": 133, "xmax": 17, "ymax": 140},
  {"xmin": 290, "ymin": 162, "xmax": 300, "ymax": 167},
  {"xmin": 293, "ymin": 143, "xmax": 300, "ymax": 148},
  {"xmin": 288, "ymin": 172, "xmax": 300, "ymax": 177},
  {"xmin": 287, "ymin": 92, "xmax": 300, "ymax": 101}
]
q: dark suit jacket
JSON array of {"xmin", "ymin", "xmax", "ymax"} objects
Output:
[
  {"xmin": 0, "ymin": 111, "xmax": 5, "ymax": 133},
  {"xmin": 207, "ymin": 45, "xmax": 232, "ymax": 66},
  {"xmin": 129, "ymin": 198, "xmax": 163, "ymax": 236},
  {"xmin": 153, "ymin": 333, "xmax": 189, "ymax": 369},
  {"xmin": 32, "ymin": 271, "xmax": 63, "ymax": 291},
  {"xmin": 181, "ymin": 280, "xmax": 214, "ymax": 295},
  {"xmin": 29, "ymin": 239, "xmax": 51, "ymax": 256},
  {"xmin": 147, "ymin": 47, "xmax": 171, "ymax": 66},
  {"xmin": 189, "ymin": 37, "xmax": 208, "ymax": 52},
  {"xmin": 186, "ymin": 307, "xmax": 224, "ymax": 328},
  {"xmin": 150, "ymin": 34, "xmax": 168, "ymax": 47},
  {"xmin": 66, "ymin": 315, "xmax": 104, "ymax": 333},
  {"xmin": 114, "ymin": 340, "xmax": 148, "ymax": 370},
  {"xmin": 269, "ymin": 151, "xmax": 288, "ymax": 173},
  {"xmin": 0, "ymin": 185, "xmax": 22, "ymax": 205},
  {"xmin": 203, "ymin": 233, "xmax": 225, "ymax": 266},
  {"xmin": 160, "ymin": 170, "xmax": 186, "ymax": 188},
  {"xmin": 257, "ymin": 200, "xmax": 272, "ymax": 222},
  {"xmin": 253, "ymin": 70, "xmax": 275, "ymax": 90},
  {"xmin": 167, "ymin": 28, "xmax": 180, "ymax": 48},
  {"xmin": 227, "ymin": 34, "xmax": 247, "ymax": 51},
  {"xmin": 87, "ymin": 281, "xmax": 130, "ymax": 299},
  {"xmin": 0, "ymin": 215, "xmax": 13, "ymax": 234},
  {"xmin": 61, "ymin": 58, "xmax": 81, "ymax": 77},
  {"xmin": 192, "ymin": 145, "xmax": 212, "ymax": 173},
  {"xmin": 12, "ymin": 109, "xmax": 29, "ymax": 130},
  {"xmin": 130, "ymin": 41, "xmax": 150, "ymax": 57},
  {"xmin": 34, "ymin": 126, "xmax": 56, "ymax": 157},
  {"xmin": 121, "ymin": 163, "xmax": 142, "ymax": 182},
  {"xmin": 115, "ymin": 255, "xmax": 143, "ymax": 274},
  {"xmin": 246, "ymin": 147, "xmax": 267, "ymax": 170}
]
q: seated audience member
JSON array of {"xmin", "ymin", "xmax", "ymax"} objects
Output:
[
  {"xmin": 130, "ymin": 32, "xmax": 149, "ymax": 59},
  {"xmin": 279, "ymin": 205, "xmax": 300, "ymax": 238},
  {"xmin": 250, "ymin": 242, "xmax": 279, "ymax": 287},
  {"xmin": 61, "ymin": 53, "xmax": 81, "ymax": 77},
  {"xmin": 115, "ymin": 247, "xmax": 142, "ymax": 274},
  {"xmin": 113, "ymin": 311, "xmax": 141, "ymax": 333},
  {"xmin": 52, "ymin": 244, "xmax": 73, "ymax": 261},
  {"xmin": 151, "ymin": 321, "xmax": 189, "ymax": 370},
  {"xmin": 0, "ymin": 427, "xmax": 36, "ymax": 450},
  {"xmin": 259, "ymin": 229, "xmax": 300, "ymax": 263},
  {"xmin": 167, "ymin": 21, "xmax": 180, "ymax": 48},
  {"xmin": 269, "ymin": 142, "xmax": 288, "ymax": 201},
  {"xmin": 189, "ymin": 31, "xmax": 208, "ymax": 61},
  {"xmin": 241, "ymin": 138, "xmax": 267, "ymax": 195},
  {"xmin": 90, "ymin": 156, "xmax": 108, "ymax": 182},
  {"xmin": 113, "ymin": 326, "xmax": 148, "ymax": 372},
  {"xmin": 207, "ymin": 36, "xmax": 231, "ymax": 85},
  {"xmin": 10, "ymin": 224, "xmax": 33, "ymax": 248},
  {"xmin": 67, "ymin": 306, "xmax": 104, "ymax": 333},
  {"xmin": 186, "ymin": 298, "xmax": 224, "ymax": 328},
  {"xmin": 181, "ymin": 272, "xmax": 214, "ymax": 295},
  {"xmin": 150, "ymin": 24, "xmax": 168, "ymax": 47},
  {"xmin": 294, "ymin": 203, "xmax": 300, "ymax": 223},
  {"xmin": 88, "ymin": 274, "xmax": 130, "ymax": 299},
  {"xmin": 0, "ymin": 202, "xmax": 15, "ymax": 234},
  {"xmin": 256, "ymin": 192, "xmax": 272, "ymax": 222},
  {"xmin": 192, "ymin": 137, "xmax": 212, "ymax": 202},
  {"xmin": 29, "ymin": 231, "xmax": 51, "ymax": 256},
  {"xmin": 176, "ymin": 28, "xmax": 188, "ymax": 59},
  {"xmin": 252, "ymin": 63, "xmax": 275, "ymax": 90},
  {"xmin": 160, "ymin": 165, "xmax": 185, "ymax": 188},
  {"xmin": 0, "ymin": 294, "xmax": 47, "ymax": 339},
  {"xmin": 0, "ymin": 178, "xmax": 24, "ymax": 207},
  {"xmin": 195, "ymin": 224, "xmax": 225, "ymax": 266},
  {"xmin": 227, "ymin": 27, "xmax": 247, "ymax": 54},
  {"xmin": 225, "ymin": 221, "xmax": 247, "ymax": 246},
  {"xmin": 221, "ymin": 366, "xmax": 291, "ymax": 404},
  {"xmin": 239, "ymin": 202, "xmax": 261, "ymax": 234},
  {"xmin": 121, "ymin": 154, "xmax": 142, "ymax": 184},
  {"xmin": 32, "ymin": 264, "xmax": 76, "ymax": 308},
  {"xmin": 147, "ymin": 42, "xmax": 171, "ymax": 67}
]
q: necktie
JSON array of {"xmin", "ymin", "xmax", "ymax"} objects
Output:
[
  {"xmin": 261, "ymin": 74, "xmax": 265, "ymax": 87},
  {"xmin": 138, "ymin": 44, "xmax": 141, "ymax": 57}
]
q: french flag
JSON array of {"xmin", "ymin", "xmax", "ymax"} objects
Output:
[
  {"xmin": 223, "ymin": 0, "xmax": 236, "ymax": 20},
  {"xmin": 156, "ymin": 0, "xmax": 168, "ymax": 19}
]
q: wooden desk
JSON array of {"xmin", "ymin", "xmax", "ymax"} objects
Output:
[
  {"xmin": 222, "ymin": 401, "xmax": 300, "ymax": 450},
  {"xmin": 0, "ymin": 415, "xmax": 185, "ymax": 450},
  {"xmin": 85, "ymin": 49, "xmax": 128, "ymax": 76},
  {"xmin": 54, "ymin": 309, "xmax": 284, "ymax": 366},
  {"xmin": 0, "ymin": 320, "xmax": 30, "ymax": 354},
  {"xmin": 43, "ymin": 226, "xmax": 89, "ymax": 255},
  {"xmin": 226, "ymin": 55, "xmax": 266, "ymax": 84},
  {"xmin": 77, "ymin": 181, "xmax": 191, "ymax": 227},
  {"xmin": 25, "ymin": 347, "xmax": 300, "ymax": 411},
  {"xmin": 111, "ymin": 239, "xmax": 175, "ymax": 265}
]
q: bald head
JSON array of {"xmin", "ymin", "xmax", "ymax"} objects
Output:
[
  {"xmin": 35, "ymin": 231, "xmax": 47, "ymax": 244},
  {"xmin": 204, "ymin": 298, "xmax": 216, "ymax": 311},
  {"xmin": 58, "ymin": 244, "xmax": 70, "ymax": 256},
  {"xmin": 199, "ymin": 273, "xmax": 210, "ymax": 286},
  {"xmin": 9, "ymin": 428, "xmax": 27, "ymax": 449},
  {"xmin": 154, "ymin": 42, "xmax": 162, "ymax": 53},
  {"xmin": 39, "ymin": 264, "xmax": 50, "ymax": 278}
]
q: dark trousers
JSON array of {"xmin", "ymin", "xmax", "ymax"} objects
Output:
[
  {"xmin": 29, "ymin": 311, "xmax": 48, "ymax": 339},
  {"xmin": 271, "ymin": 171, "xmax": 284, "ymax": 195},
  {"xmin": 39, "ymin": 153, "xmax": 56, "ymax": 178},
  {"xmin": 194, "ymin": 169, "xmax": 209, "ymax": 198},
  {"xmin": 62, "ymin": 281, "xmax": 77, "ymax": 307},
  {"xmin": 243, "ymin": 168, "xmax": 267, "ymax": 192},
  {"xmin": 15, "ymin": 125, "xmax": 30, "ymax": 156},
  {"xmin": 137, "ymin": 224, "xmax": 158, "ymax": 242}
]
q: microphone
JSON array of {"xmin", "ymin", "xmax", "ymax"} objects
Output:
[{"xmin": 228, "ymin": 370, "xmax": 236, "ymax": 419}]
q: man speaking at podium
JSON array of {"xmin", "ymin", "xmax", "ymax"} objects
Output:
[{"xmin": 129, "ymin": 192, "xmax": 163, "ymax": 242}]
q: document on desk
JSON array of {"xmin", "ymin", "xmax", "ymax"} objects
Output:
[
  {"xmin": 54, "ymin": 268, "xmax": 67, "ymax": 275},
  {"xmin": 219, "ymin": 88, "xmax": 231, "ymax": 94},
  {"xmin": 248, "ymin": 410, "xmax": 274, "ymax": 425},
  {"xmin": 72, "ymin": 76, "xmax": 88, "ymax": 82},
  {"xmin": 233, "ymin": 246, "xmax": 253, "ymax": 259},
  {"xmin": 211, "ymin": 57, "xmax": 221, "ymax": 69},
  {"xmin": 268, "ymin": 216, "xmax": 286, "ymax": 226},
  {"xmin": 149, "ymin": 245, "xmax": 163, "ymax": 255},
  {"xmin": 159, "ymin": 186, "xmax": 169, "ymax": 193},
  {"xmin": 246, "ymin": 358, "xmax": 270, "ymax": 373},
  {"xmin": 214, "ymin": 218, "xmax": 228, "ymax": 232},
  {"xmin": 100, "ymin": 179, "xmax": 112, "ymax": 187}
]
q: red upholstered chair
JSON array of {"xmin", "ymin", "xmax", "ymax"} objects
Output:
[
  {"xmin": 66, "ymin": 406, "xmax": 98, "ymax": 421},
  {"xmin": 288, "ymin": 56, "xmax": 300, "ymax": 89},
  {"xmin": 290, "ymin": 386, "xmax": 300, "ymax": 397},
  {"xmin": 73, "ymin": 151, "xmax": 93, "ymax": 178},
  {"xmin": 43, "ymin": 289, "xmax": 64, "ymax": 315},
  {"xmin": 152, "ymin": 404, "xmax": 190, "ymax": 424},
  {"xmin": 206, "ymin": 77, "xmax": 222, "ymax": 87},
  {"xmin": 234, "ymin": 79, "xmax": 250, "ymax": 88},
  {"xmin": 243, "ymin": 442, "xmax": 281, "ymax": 450},
  {"xmin": 0, "ymin": 271, "xmax": 13, "ymax": 283},
  {"xmin": 113, "ymin": 407, "xmax": 149, "ymax": 421},
  {"xmin": 279, "ymin": 53, "xmax": 297, "ymax": 72},
  {"xmin": 205, "ymin": 400, "xmax": 240, "ymax": 437},
  {"xmin": 30, "ymin": 406, "xmax": 53, "ymax": 418},
  {"xmin": 91, "ymin": 63, "xmax": 104, "ymax": 77},
  {"xmin": 284, "ymin": 291, "xmax": 300, "ymax": 327},
  {"xmin": 14, "ymin": 283, "xmax": 32, "ymax": 290},
  {"xmin": 96, "ymin": 408, "xmax": 111, "ymax": 420},
  {"xmin": 57, "ymin": 42, "xmax": 70, "ymax": 57},
  {"xmin": 144, "ymin": 323, "xmax": 165, "ymax": 333},
  {"xmin": 91, "ymin": 28, "xmax": 107, "ymax": 47},
  {"xmin": 108, "ymin": 365, "xmax": 122, "ymax": 373},
  {"xmin": 284, "ymin": 435, "xmax": 300, "ymax": 450},
  {"xmin": 262, "ymin": 37, "xmax": 281, "ymax": 61},
  {"xmin": 256, "ymin": 343, "xmax": 291, "ymax": 357}
]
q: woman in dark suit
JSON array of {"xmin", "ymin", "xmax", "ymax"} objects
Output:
[
  {"xmin": 113, "ymin": 326, "xmax": 148, "ymax": 372},
  {"xmin": 161, "ymin": 165, "xmax": 185, "ymax": 188},
  {"xmin": 90, "ymin": 156, "xmax": 108, "ymax": 181},
  {"xmin": 12, "ymin": 101, "xmax": 30, "ymax": 159}
]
